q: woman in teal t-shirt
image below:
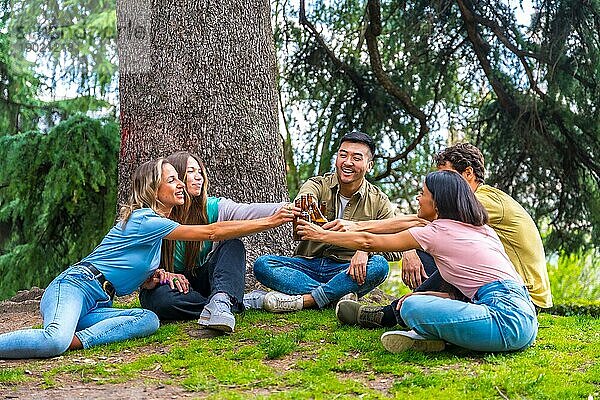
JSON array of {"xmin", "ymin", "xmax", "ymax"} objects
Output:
[
  {"xmin": 139, "ymin": 151, "xmax": 291, "ymax": 333},
  {"xmin": 0, "ymin": 158, "xmax": 294, "ymax": 359}
]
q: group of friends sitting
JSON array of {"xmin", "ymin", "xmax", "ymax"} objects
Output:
[{"xmin": 0, "ymin": 132, "xmax": 551, "ymax": 359}]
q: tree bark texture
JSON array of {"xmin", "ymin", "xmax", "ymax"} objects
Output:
[{"xmin": 116, "ymin": 0, "xmax": 292, "ymax": 286}]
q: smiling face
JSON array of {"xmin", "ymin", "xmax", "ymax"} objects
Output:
[
  {"xmin": 417, "ymin": 182, "xmax": 437, "ymax": 221},
  {"xmin": 185, "ymin": 156, "xmax": 205, "ymax": 197},
  {"xmin": 156, "ymin": 162, "xmax": 185, "ymax": 214},
  {"xmin": 335, "ymin": 141, "xmax": 373, "ymax": 195}
]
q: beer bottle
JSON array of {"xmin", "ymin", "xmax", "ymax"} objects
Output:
[
  {"xmin": 293, "ymin": 198, "xmax": 302, "ymax": 241},
  {"xmin": 300, "ymin": 195, "xmax": 308, "ymax": 219},
  {"xmin": 310, "ymin": 200, "xmax": 328, "ymax": 226}
]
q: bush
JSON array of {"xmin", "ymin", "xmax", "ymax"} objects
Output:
[
  {"xmin": 0, "ymin": 114, "xmax": 119, "ymax": 299},
  {"xmin": 547, "ymin": 251, "xmax": 600, "ymax": 304}
]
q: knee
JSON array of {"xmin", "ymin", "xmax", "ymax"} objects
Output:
[
  {"xmin": 135, "ymin": 309, "xmax": 160, "ymax": 336},
  {"xmin": 367, "ymin": 256, "xmax": 389, "ymax": 282},
  {"xmin": 41, "ymin": 323, "xmax": 73, "ymax": 357},
  {"xmin": 221, "ymin": 239, "xmax": 246, "ymax": 258},
  {"xmin": 253, "ymin": 255, "xmax": 274, "ymax": 281},
  {"xmin": 139, "ymin": 287, "xmax": 181, "ymax": 320},
  {"xmin": 399, "ymin": 296, "xmax": 425, "ymax": 324}
]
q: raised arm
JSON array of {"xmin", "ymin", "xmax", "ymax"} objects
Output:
[
  {"xmin": 296, "ymin": 219, "xmax": 421, "ymax": 253},
  {"xmin": 324, "ymin": 214, "xmax": 429, "ymax": 234},
  {"xmin": 217, "ymin": 198, "xmax": 288, "ymax": 221},
  {"xmin": 165, "ymin": 205, "xmax": 297, "ymax": 242}
]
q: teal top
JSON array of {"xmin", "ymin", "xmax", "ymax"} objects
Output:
[{"xmin": 173, "ymin": 197, "xmax": 220, "ymax": 273}]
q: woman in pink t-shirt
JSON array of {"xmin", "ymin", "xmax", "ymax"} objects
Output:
[{"xmin": 297, "ymin": 170, "xmax": 538, "ymax": 353}]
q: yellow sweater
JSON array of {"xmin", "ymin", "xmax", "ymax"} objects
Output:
[{"xmin": 475, "ymin": 185, "xmax": 553, "ymax": 308}]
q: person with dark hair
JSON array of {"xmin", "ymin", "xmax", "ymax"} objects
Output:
[
  {"xmin": 139, "ymin": 151, "xmax": 295, "ymax": 333},
  {"xmin": 249, "ymin": 132, "xmax": 418, "ymax": 313},
  {"xmin": 401, "ymin": 143, "xmax": 552, "ymax": 309},
  {"xmin": 332, "ymin": 142, "xmax": 551, "ymax": 331},
  {"xmin": 297, "ymin": 170, "xmax": 538, "ymax": 353},
  {"xmin": 0, "ymin": 159, "xmax": 295, "ymax": 359}
]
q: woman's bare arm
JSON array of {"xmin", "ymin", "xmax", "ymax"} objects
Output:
[
  {"xmin": 165, "ymin": 206, "xmax": 297, "ymax": 242},
  {"xmin": 322, "ymin": 214, "xmax": 429, "ymax": 234},
  {"xmin": 296, "ymin": 219, "xmax": 422, "ymax": 253}
]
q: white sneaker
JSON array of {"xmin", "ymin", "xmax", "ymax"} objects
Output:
[
  {"xmin": 198, "ymin": 293, "xmax": 235, "ymax": 333},
  {"xmin": 243, "ymin": 289, "xmax": 267, "ymax": 310},
  {"xmin": 380, "ymin": 330, "xmax": 445, "ymax": 353},
  {"xmin": 263, "ymin": 291, "xmax": 304, "ymax": 313}
]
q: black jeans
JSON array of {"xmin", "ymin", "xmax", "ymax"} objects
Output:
[{"xmin": 139, "ymin": 239, "xmax": 246, "ymax": 320}]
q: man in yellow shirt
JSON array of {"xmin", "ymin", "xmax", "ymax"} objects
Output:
[
  {"xmin": 336, "ymin": 143, "xmax": 552, "ymax": 329},
  {"xmin": 402, "ymin": 143, "xmax": 552, "ymax": 309}
]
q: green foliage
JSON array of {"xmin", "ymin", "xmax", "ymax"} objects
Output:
[
  {"xmin": 0, "ymin": 114, "xmax": 119, "ymax": 299},
  {"xmin": 275, "ymin": 0, "xmax": 600, "ymax": 252},
  {"xmin": 7, "ymin": 0, "xmax": 117, "ymax": 97},
  {"xmin": 1, "ymin": 0, "xmax": 117, "ymax": 136},
  {"xmin": 0, "ymin": 3, "xmax": 43, "ymax": 136},
  {"xmin": 547, "ymin": 250, "xmax": 600, "ymax": 304},
  {"xmin": 275, "ymin": 0, "xmax": 450, "ymax": 202},
  {"xmin": 547, "ymin": 301, "xmax": 600, "ymax": 318}
]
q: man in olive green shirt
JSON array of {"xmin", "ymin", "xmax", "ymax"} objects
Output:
[{"xmin": 251, "ymin": 132, "xmax": 401, "ymax": 313}]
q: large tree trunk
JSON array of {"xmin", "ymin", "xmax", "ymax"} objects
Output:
[{"xmin": 116, "ymin": 0, "xmax": 292, "ymax": 286}]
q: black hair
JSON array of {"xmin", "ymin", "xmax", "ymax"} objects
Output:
[
  {"xmin": 425, "ymin": 170, "xmax": 488, "ymax": 226},
  {"xmin": 340, "ymin": 131, "xmax": 376, "ymax": 159}
]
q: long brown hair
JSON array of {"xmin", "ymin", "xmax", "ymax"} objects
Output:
[
  {"xmin": 119, "ymin": 158, "xmax": 167, "ymax": 225},
  {"xmin": 160, "ymin": 151, "xmax": 210, "ymax": 274}
]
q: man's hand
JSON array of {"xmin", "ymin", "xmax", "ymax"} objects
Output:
[
  {"xmin": 401, "ymin": 250, "xmax": 428, "ymax": 289},
  {"xmin": 347, "ymin": 250, "xmax": 369, "ymax": 285},
  {"xmin": 322, "ymin": 219, "xmax": 358, "ymax": 232}
]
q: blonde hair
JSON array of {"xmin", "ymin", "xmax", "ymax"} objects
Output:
[{"xmin": 118, "ymin": 158, "xmax": 168, "ymax": 225}]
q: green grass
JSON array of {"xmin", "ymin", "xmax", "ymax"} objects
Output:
[{"xmin": 2, "ymin": 308, "xmax": 598, "ymax": 399}]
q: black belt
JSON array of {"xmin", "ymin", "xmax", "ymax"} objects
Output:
[{"xmin": 76, "ymin": 262, "xmax": 116, "ymax": 300}]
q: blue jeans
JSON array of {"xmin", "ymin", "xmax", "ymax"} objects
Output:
[
  {"xmin": 253, "ymin": 255, "xmax": 389, "ymax": 308},
  {"xmin": 0, "ymin": 265, "xmax": 160, "ymax": 359},
  {"xmin": 140, "ymin": 239, "xmax": 246, "ymax": 320},
  {"xmin": 400, "ymin": 280, "xmax": 538, "ymax": 352}
]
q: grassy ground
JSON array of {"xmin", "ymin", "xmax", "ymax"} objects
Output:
[{"xmin": 1, "ymin": 307, "xmax": 598, "ymax": 399}]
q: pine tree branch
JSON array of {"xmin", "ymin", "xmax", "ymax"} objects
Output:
[
  {"xmin": 364, "ymin": 0, "xmax": 430, "ymax": 181},
  {"xmin": 299, "ymin": 0, "xmax": 371, "ymax": 102}
]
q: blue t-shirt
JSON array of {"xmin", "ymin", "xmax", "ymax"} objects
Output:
[
  {"xmin": 173, "ymin": 197, "xmax": 220, "ymax": 272},
  {"xmin": 82, "ymin": 208, "xmax": 180, "ymax": 295}
]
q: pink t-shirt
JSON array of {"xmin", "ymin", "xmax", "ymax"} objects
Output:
[{"xmin": 408, "ymin": 219, "xmax": 522, "ymax": 299}]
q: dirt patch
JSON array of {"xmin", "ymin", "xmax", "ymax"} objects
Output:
[
  {"xmin": 1, "ymin": 382, "xmax": 193, "ymax": 399},
  {"xmin": 336, "ymin": 371, "xmax": 397, "ymax": 394},
  {"xmin": 0, "ymin": 290, "xmax": 193, "ymax": 399}
]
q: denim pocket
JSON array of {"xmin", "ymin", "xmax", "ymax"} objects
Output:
[
  {"xmin": 66, "ymin": 267, "xmax": 111, "ymax": 308},
  {"xmin": 486, "ymin": 294, "xmax": 537, "ymax": 350}
]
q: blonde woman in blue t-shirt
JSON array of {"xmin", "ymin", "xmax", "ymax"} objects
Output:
[
  {"xmin": 0, "ymin": 158, "xmax": 295, "ymax": 359},
  {"xmin": 140, "ymin": 151, "xmax": 290, "ymax": 332}
]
